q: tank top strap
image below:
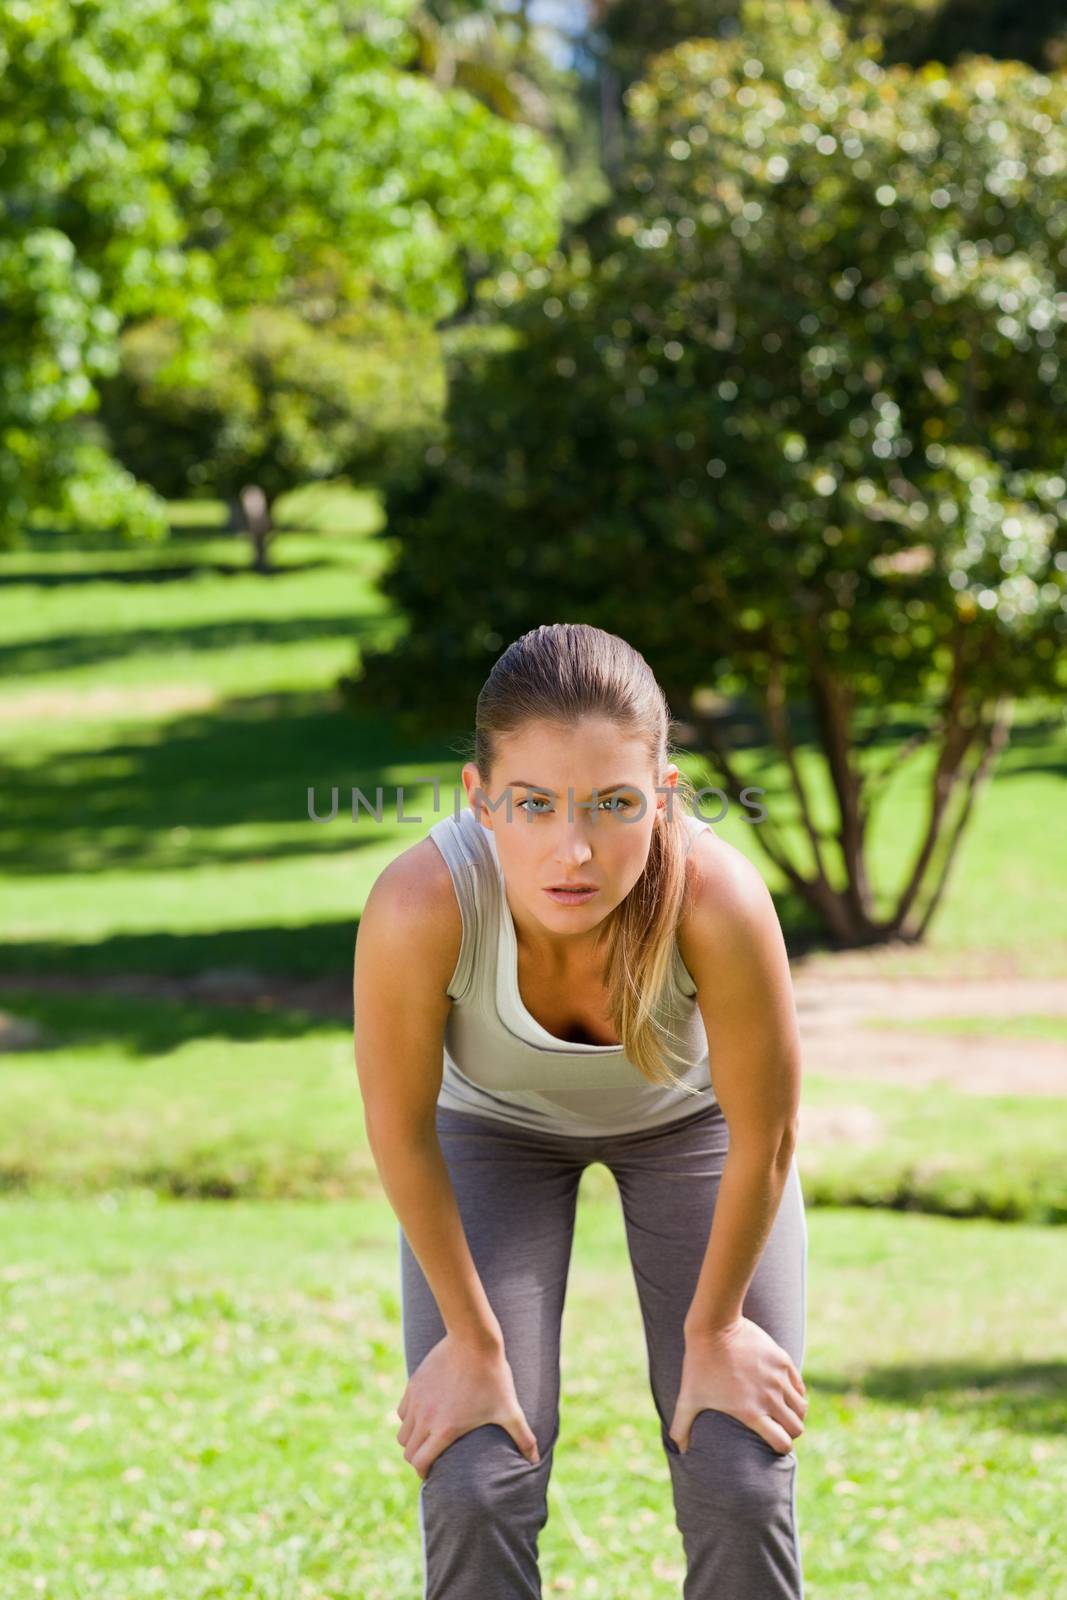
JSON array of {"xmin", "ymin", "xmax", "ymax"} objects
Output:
[
  {"xmin": 427, "ymin": 807, "xmax": 495, "ymax": 1002},
  {"xmin": 670, "ymin": 807, "xmax": 715, "ymax": 998}
]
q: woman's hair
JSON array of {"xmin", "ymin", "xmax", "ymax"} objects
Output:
[{"xmin": 466, "ymin": 622, "xmax": 703, "ymax": 1094}]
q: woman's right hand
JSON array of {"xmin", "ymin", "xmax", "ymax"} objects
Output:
[{"xmin": 396, "ymin": 1330, "xmax": 541, "ymax": 1480}]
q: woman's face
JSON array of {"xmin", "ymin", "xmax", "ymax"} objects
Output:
[{"xmin": 463, "ymin": 717, "xmax": 679, "ymax": 939}]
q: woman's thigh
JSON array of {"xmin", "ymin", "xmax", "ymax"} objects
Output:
[
  {"xmin": 398, "ymin": 1106, "xmax": 595, "ymax": 1451},
  {"xmin": 598, "ymin": 1100, "xmax": 808, "ymax": 1434}
]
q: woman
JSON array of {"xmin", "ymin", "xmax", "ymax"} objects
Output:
[{"xmin": 353, "ymin": 623, "xmax": 809, "ymax": 1599}]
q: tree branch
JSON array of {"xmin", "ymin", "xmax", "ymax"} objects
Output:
[
  {"xmin": 913, "ymin": 694, "xmax": 1015, "ymax": 938},
  {"xmin": 889, "ymin": 622, "xmax": 981, "ymax": 931},
  {"xmin": 758, "ymin": 657, "xmax": 831, "ymax": 885}
]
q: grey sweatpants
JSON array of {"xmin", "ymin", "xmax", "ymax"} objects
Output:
[{"xmin": 398, "ymin": 1097, "xmax": 808, "ymax": 1599}]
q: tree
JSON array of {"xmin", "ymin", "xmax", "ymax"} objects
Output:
[
  {"xmin": 345, "ymin": 0, "xmax": 1067, "ymax": 946},
  {"xmin": 586, "ymin": 0, "xmax": 1067, "ymax": 181},
  {"xmin": 0, "ymin": 0, "xmax": 562, "ymax": 548},
  {"xmin": 98, "ymin": 263, "xmax": 447, "ymax": 571},
  {"xmin": 842, "ymin": 0, "xmax": 1067, "ymax": 71},
  {"xmin": 592, "ymin": 0, "xmax": 1067, "ymax": 84}
]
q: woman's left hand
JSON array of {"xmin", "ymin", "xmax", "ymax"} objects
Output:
[{"xmin": 668, "ymin": 1315, "xmax": 808, "ymax": 1457}]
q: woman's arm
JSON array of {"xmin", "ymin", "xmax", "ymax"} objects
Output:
[
  {"xmin": 353, "ymin": 840, "xmax": 504, "ymax": 1354},
  {"xmin": 675, "ymin": 831, "xmax": 802, "ymax": 1336}
]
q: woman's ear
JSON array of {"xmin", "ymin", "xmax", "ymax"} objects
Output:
[
  {"xmin": 656, "ymin": 764, "xmax": 680, "ymax": 822},
  {"xmin": 461, "ymin": 762, "xmax": 487, "ymax": 824}
]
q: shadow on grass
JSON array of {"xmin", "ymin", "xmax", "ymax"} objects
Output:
[
  {"xmin": 0, "ymin": 920, "xmax": 365, "ymax": 984},
  {"xmin": 2, "ymin": 689, "xmax": 460, "ymax": 878},
  {"xmin": 0, "ymin": 886, "xmax": 832, "ymax": 980},
  {"xmin": 15, "ymin": 681, "xmax": 1063, "ymax": 984},
  {"xmin": 0, "ymin": 987, "xmax": 339, "ymax": 1054},
  {"xmin": 0, "ymin": 556, "xmax": 340, "ymax": 588},
  {"xmin": 819, "ymin": 1359, "xmax": 1067, "ymax": 1438},
  {"xmin": 4, "ymin": 682, "xmax": 839, "ymax": 959},
  {"xmin": 0, "ymin": 608, "xmax": 389, "ymax": 680}
]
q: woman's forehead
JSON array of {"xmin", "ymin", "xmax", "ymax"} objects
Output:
[{"xmin": 495, "ymin": 718, "xmax": 649, "ymax": 765}]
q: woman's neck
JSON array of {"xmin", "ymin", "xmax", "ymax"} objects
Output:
[{"xmin": 504, "ymin": 884, "xmax": 611, "ymax": 972}]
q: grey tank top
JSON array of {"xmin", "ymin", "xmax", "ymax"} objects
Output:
[{"xmin": 427, "ymin": 805, "xmax": 717, "ymax": 1136}]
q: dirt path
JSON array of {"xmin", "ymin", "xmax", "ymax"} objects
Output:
[
  {"xmin": 0, "ymin": 684, "xmax": 218, "ymax": 721},
  {"xmin": 791, "ymin": 971, "xmax": 1067, "ymax": 1097},
  {"xmin": 1, "ymin": 961, "xmax": 1065, "ymax": 1098}
]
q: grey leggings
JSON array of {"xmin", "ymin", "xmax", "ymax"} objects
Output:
[{"xmin": 398, "ymin": 1097, "xmax": 808, "ymax": 1599}]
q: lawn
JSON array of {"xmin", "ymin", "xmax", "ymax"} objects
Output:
[
  {"xmin": 1, "ymin": 502, "xmax": 1065, "ymax": 1597},
  {"xmin": 0, "ymin": 988, "xmax": 1063, "ymax": 1223},
  {"xmin": 2, "ymin": 508, "xmax": 1065, "ymax": 979},
  {"xmin": 1, "ymin": 1191, "xmax": 1062, "ymax": 1599}
]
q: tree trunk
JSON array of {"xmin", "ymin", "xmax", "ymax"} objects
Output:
[
  {"xmin": 679, "ymin": 669, "xmax": 1015, "ymax": 950},
  {"xmin": 598, "ymin": 60, "xmax": 624, "ymax": 182},
  {"xmin": 237, "ymin": 484, "xmax": 273, "ymax": 573}
]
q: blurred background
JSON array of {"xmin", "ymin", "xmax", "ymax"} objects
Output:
[{"xmin": 1, "ymin": 0, "xmax": 1065, "ymax": 1594}]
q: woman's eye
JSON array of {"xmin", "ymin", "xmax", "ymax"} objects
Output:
[{"xmin": 517, "ymin": 794, "xmax": 637, "ymax": 814}]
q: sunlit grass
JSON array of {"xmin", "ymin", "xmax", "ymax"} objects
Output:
[
  {"xmin": 0, "ymin": 989, "xmax": 1061, "ymax": 1222},
  {"xmin": 865, "ymin": 1014, "xmax": 1067, "ymax": 1042},
  {"xmin": 2, "ymin": 514, "xmax": 1065, "ymax": 978},
  {"xmin": 1, "ymin": 504, "xmax": 1065, "ymax": 1597},
  {"xmin": 0, "ymin": 1194, "xmax": 1062, "ymax": 1599}
]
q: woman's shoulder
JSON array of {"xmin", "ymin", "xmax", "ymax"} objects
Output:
[
  {"xmin": 680, "ymin": 808, "xmax": 755, "ymax": 878},
  {"xmin": 360, "ymin": 832, "xmax": 464, "ymax": 991},
  {"xmin": 675, "ymin": 815, "xmax": 784, "ymax": 987},
  {"xmin": 372, "ymin": 827, "xmax": 458, "ymax": 905},
  {"xmin": 364, "ymin": 808, "xmax": 497, "ymax": 1003}
]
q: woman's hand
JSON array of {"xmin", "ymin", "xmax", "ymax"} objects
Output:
[
  {"xmin": 396, "ymin": 1331, "xmax": 541, "ymax": 1481},
  {"xmin": 669, "ymin": 1315, "xmax": 808, "ymax": 1456}
]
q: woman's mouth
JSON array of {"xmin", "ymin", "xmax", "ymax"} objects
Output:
[{"xmin": 544, "ymin": 886, "xmax": 599, "ymax": 905}]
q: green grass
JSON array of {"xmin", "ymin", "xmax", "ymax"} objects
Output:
[
  {"xmin": 2, "ymin": 507, "xmax": 1066, "ymax": 981},
  {"xmin": 866, "ymin": 1014, "xmax": 1067, "ymax": 1043},
  {"xmin": 0, "ymin": 987, "xmax": 1063, "ymax": 1224},
  {"xmin": 1, "ymin": 503, "xmax": 1066, "ymax": 1595},
  {"xmin": 0, "ymin": 1192, "xmax": 1063, "ymax": 1599},
  {"xmin": 799, "ymin": 1073, "xmax": 1067, "ymax": 1224},
  {"xmin": 0, "ymin": 510, "xmax": 437, "ymax": 977}
]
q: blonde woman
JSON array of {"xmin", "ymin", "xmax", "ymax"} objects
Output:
[{"xmin": 354, "ymin": 623, "xmax": 808, "ymax": 1599}]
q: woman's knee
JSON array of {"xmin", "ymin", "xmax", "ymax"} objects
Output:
[
  {"xmin": 423, "ymin": 1423, "xmax": 546, "ymax": 1522},
  {"xmin": 670, "ymin": 1408, "xmax": 798, "ymax": 1524}
]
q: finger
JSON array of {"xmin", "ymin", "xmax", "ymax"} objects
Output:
[
  {"xmin": 397, "ymin": 1392, "xmax": 408, "ymax": 1421},
  {"xmin": 756, "ymin": 1415, "xmax": 796, "ymax": 1456},
  {"xmin": 397, "ymin": 1414, "xmax": 416, "ymax": 1448},
  {"xmin": 788, "ymin": 1360, "xmax": 806, "ymax": 1396},
  {"xmin": 668, "ymin": 1406, "xmax": 691, "ymax": 1454},
  {"xmin": 403, "ymin": 1425, "xmax": 433, "ymax": 1468},
  {"xmin": 410, "ymin": 1432, "xmax": 445, "ymax": 1480},
  {"xmin": 776, "ymin": 1397, "xmax": 806, "ymax": 1441},
  {"xmin": 787, "ymin": 1373, "xmax": 808, "ymax": 1412},
  {"xmin": 508, "ymin": 1422, "xmax": 540, "ymax": 1464}
]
